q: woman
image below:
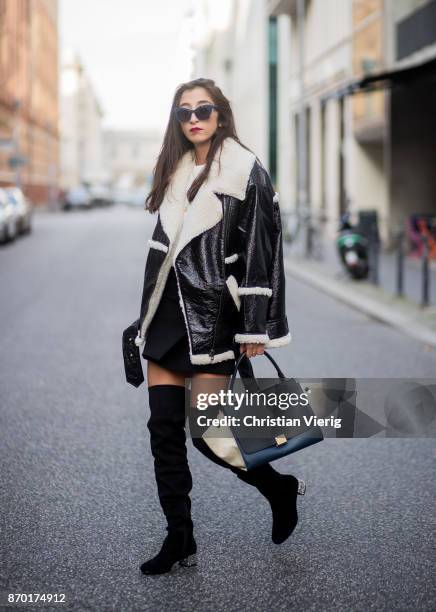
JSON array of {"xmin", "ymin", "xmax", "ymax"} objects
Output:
[{"xmin": 134, "ymin": 78, "xmax": 303, "ymax": 575}]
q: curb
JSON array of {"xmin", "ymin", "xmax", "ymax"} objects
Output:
[{"xmin": 285, "ymin": 257, "xmax": 436, "ymax": 349}]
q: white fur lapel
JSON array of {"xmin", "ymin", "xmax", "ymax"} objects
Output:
[{"xmin": 158, "ymin": 137, "xmax": 256, "ymax": 262}]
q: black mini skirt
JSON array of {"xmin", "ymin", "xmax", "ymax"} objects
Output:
[{"xmin": 141, "ymin": 266, "xmax": 236, "ymax": 376}]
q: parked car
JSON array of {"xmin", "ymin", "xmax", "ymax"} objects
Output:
[
  {"xmin": 88, "ymin": 184, "xmax": 113, "ymax": 207},
  {"xmin": 123, "ymin": 186, "xmax": 150, "ymax": 207},
  {"xmin": 0, "ymin": 187, "xmax": 18, "ymax": 243},
  {"xmin": 63, "ymin": 185, "xmax": 92, "ymax": 210},
  {"xmin": 4, "ymin": 187, "xmax": 33, "ymax": 234},
  {"xmin": 111, "ymin": 188, "xmax": 128, "ymax": 205}
]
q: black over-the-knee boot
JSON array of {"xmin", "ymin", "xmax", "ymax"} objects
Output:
[
  {"xmin": 140, "ymin": 384, "xmax": 197, "ymax": 575},
  {"xmin": 234, "ymin": 462, "xmax": 306, "ymax": 544},
  {"xmin": 192, "ymin": 436, "xmax": 305, "ymax": 545}
]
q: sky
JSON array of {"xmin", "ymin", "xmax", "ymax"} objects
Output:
[{"xmin": 59, "ymin": 0, "xmax": 196, "ymax": 132}]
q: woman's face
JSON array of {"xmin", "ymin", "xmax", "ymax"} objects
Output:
[{"xmin": 177, "ymin": 87, "xmax": 219, "ymax": 146}]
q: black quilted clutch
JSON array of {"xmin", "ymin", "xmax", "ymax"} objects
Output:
[{"xmin": 122, "ymin": 319, "xmax": 145, "ymax": 387}]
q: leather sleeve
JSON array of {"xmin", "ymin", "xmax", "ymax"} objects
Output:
[{"xmin": 234, "ymin": 160, "xmax": 291, "ymax": 348}]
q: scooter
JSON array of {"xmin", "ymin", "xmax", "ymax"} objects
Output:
[{"xmin": 336, "ymin": 212, "xmax": 369, "ymax": 280}]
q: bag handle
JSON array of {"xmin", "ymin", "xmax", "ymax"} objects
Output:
[{"xmin": 227, "ymin": 349, "xmax": 286, "ymax": 393}]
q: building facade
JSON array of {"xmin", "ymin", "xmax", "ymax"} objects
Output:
[
  {"xmin": 59, "ymin": 50, "xmax": 105, "ymax": 190},
  {"xmin": 269, "ymin": 0, "xmax": 390, "ymax": 242},
  {"xmin": 102, "ymin": 129, "xmax": 162, "ymax": 189},
  {"xmin": 270, "ymin": 0, "xmax": 436, "ymax": 248},
  {"xmin": 191, "ymin": 0, "xmax": 270, "ymax": 169},
  {"xmin": 193, "ymin": 0, "xmax": 436, "ymax": 249},
  {"xmin": 386, "ymin": 0, "xmax": 436, "ymax": 236},
  {"xmin": 0, "ymin": 0, "xmax": 59, "ymax": 206}
]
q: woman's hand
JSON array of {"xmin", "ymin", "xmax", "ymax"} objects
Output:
[{"xmin": 239, "ymin": 342, "xmax": 265, "ymax": 358}]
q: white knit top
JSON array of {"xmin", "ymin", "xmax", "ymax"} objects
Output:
[{"xmin": 188, "ymin": 163, "xmax": 206, "ymax": 187}]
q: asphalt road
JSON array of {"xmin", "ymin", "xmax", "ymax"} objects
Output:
[{"xmin": 1, "ymin": 205, "xmax": 435, "ymax": 612}]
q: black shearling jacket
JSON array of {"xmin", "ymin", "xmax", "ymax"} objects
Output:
[{"xmin": 131, "ymin": 136, "xmax": 291, "ymax": 366}]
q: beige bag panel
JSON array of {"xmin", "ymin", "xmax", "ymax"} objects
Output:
[{"xmin": 202, "ymin": 411, "xmax": 247, "ymax": 471}]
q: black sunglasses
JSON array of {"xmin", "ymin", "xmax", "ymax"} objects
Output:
[{"xmin": 174, "ymin": 103, "xmax": 219, "ymax": 123}]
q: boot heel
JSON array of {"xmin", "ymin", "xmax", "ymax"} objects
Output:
[
  {"xmin": 179, "ymin": 553, "xmax": 197, "ymax": 568},
  {"xmin": 297, "ymin": 479, "xmax": 306, "ymax": 495}
]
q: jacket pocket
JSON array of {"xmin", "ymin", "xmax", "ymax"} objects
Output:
[
  {"xmin": 225, "ymin": 274, "xmax": 241, "ymax": 311},
  {"xmin": 147, "ymin": 238, "xmax": 168, "ymax": 253},
  {"xmin": 224, "ymin": 251, "xmax": 241, "ymax": 264}
]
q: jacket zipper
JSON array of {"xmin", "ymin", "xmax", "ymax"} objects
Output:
[
  {"xmin": 172, "ymin": 259, "xmax": 196, "ymax": 359},
  {"xmin": 208, "ymin": 200, "xmax": 230, "ymax": 362},
  {"xmin": 172, "ymin": 203, "xmax": 194, "ymax": 354},
  {"xmin": 209, "ymin": 290, "xmax": 223, "ymax": 362}
]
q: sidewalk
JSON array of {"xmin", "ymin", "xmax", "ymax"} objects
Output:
[{"xmin": 284, "ymin": 238, "xmax": 436, "ymax": 348}]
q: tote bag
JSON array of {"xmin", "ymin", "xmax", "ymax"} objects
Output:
[{"xmin": 200, "ymin": 350, "xmax": 324, "ymax": 471}]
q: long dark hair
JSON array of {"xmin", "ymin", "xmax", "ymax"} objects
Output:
[{"xmin": 144, "ymin": 77, "xmax": 253, "ymax": 213}]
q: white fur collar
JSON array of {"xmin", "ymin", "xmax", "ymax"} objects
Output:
[{"xmin": 158, "ymin": 137, "xmax": 256, "ymax": 262}]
